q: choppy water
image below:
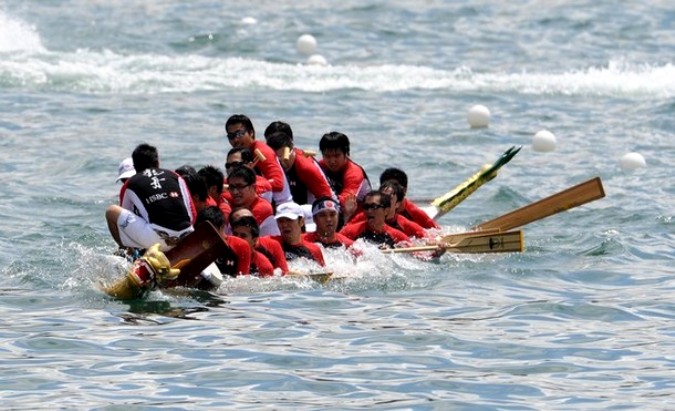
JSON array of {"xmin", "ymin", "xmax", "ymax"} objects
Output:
[{"xmin": 1, "ymin": 1, "xmax": 674, "ymax": 409}]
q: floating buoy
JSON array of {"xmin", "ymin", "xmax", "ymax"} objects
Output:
[
  {"xmin": 297, "ymin": 34, "xmax": 317, "ymax": 55},
  {"xmin": 241, "ymin": 17, "xmax": 257, "ymax": 25},
  {"xmin": 532, "ymin": 129, "xmax": 557, "ymax": 152},
  {"xmin": 619, "ymin": 152, "xmax": 646, "ymax": 171},
  {"xmin": 306, "ymin": 54, "xmax": 327, "ymax": 66},
  {"xmin": 466, "ymin": 105, "xmax": 490, "ymax": 128}
]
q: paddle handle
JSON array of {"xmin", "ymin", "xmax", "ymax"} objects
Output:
[{"xmin": 474, "ymin": 177, "xmax": 605, "ymax": 231}]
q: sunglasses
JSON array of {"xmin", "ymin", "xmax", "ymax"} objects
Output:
[
  {"xmin": 227, "ymin": 129, "xmax": 247, "ymax": 140},
  {"xmin": 225, "ymin": 161, "xmax": 244, "ymax": 169},
  {"xmin": 362, "ymin": 203, "xmax": 386, "ymax": 210},
  {"xmin": 227, "ymin": 183, "xmax": 251, "ymax": 191}
]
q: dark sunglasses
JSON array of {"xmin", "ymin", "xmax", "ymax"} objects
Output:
[
  {"xmin": 225, "ymin": 161, "xmax": 244, "ymax": 169},
  {"xmin": 227, "ymin": 129, "xmax": 247, "ymax": 140},
  {"xmin": 227, "ymin": 183, "xmax": 251, "ymax": 191},
  {"xmin": 362, "ymin": 203, "xmax": 386, "ymax": 210}
]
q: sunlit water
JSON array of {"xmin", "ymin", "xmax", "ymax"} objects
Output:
[{"xmin": 1, "ymin": 1, "xmax": 674, "ymax": 409}]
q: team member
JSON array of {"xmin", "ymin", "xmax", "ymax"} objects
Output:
[
  {"xmin": 379, "ymin": 167, "xmax": 439, "ymax": 229},
  {"xmin": 198, "ymin": 165, "xmax": 231, "ymax": 221},
  {"xmin": 271, "ymin": 202, "xmax": 326, "ymax": 266},
  {"xmin": 266, "ymin": 131, "xmax": 336, "ymax": 206},
  {"xmin": 230, "ymin": 215, "xmax": 275, "ymax": 277},
  {"xmin": 339, "ymin": 191, "xmax": 409, "ymax": 248},
  {"xmin": 264, "ymin": 120, "xmax": 294, "ymax": 141},
  {"xmin": 226, "ymin": 166, "xmax": 280, "ymax": 236},
  {"xmin": 175, "ymin": 165, "xmax": 212, "ymax": 214},
  {"xmin": 224, "ymin": 147, "xmax": 273, "ymax": 203},
  {"xmin": 229, "ymin": 207, "xmax": 289, "ymax": 274},
  {"xmin": 225, "ymin": 114, "xmax": 292, "ymax": 205},
  {"xmin": 193, "ymin": 206, "xmax": 251, "ymax": 278},
  {"xmin": 379, "ymin": 181, "xmax": 428, "ymax": 238},
  {"xmin": 318, "ymin": 131, "xmax": 371, "ymax": 225},
  {"xmin": 303, "ymin": 197, "xmax": 354, "ymax": 249},
  {"xmin": 105, "ymin": 143, "xmax": 195, "ymax": 252}
]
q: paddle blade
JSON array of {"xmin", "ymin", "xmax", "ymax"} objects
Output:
[
  {"xmin": 444, "ymin": 230, "xmax": 524, "ymax": 253},
  {"xmin": 286, "ymin": 270, "xmax": 334, "ymax": 284},
  {"xmin": 428, "ymin": 145, "xmax": 522, "ymax": 220},
  {"xmin": 474, "ymin": 177, "xmax": 605, "ymax": 232}
]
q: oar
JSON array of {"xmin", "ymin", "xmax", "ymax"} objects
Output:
[
  {"xmin": 285, "ymin": 270, "xmax": 334, "ymax": 284},
  {"xmin": 422, "ymin": 145, "xmax": 522, "ymax": 220},
  {"xmin": 382, "ymin": 230, "xmax": 524, "ymax": 254},
  {"xmin": 473, "ymin": 176, "xmax": 605, "ymax": 232}
]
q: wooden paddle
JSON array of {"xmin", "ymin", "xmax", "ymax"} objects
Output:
[
  {"xmin": 422, "ymin": 145, "xmax": 522, "ymax": 220},
  {"xmin": 473, "ymin": 176, "xmax": 605, "ymax": 232},
  {"xmin": 286, "ymin": 270, "xmax": 334, "ymax": 284},
  {"xmin": 381, "ymin": 230, "xmax": 523, "ymax": 254}
]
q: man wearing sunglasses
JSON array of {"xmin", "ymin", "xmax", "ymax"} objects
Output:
[
  {"xmin": 223, "ymin": 147, "xmax": 273, "ymax": 203},
  {"xmin": 339, "ymin": 191, "xmax": 409, "ymax": 248},
  {"xmin": 225, "ymin": 114, "xmax": 292, "ymax": 207},
  {"xmin": 226, "ymin": 166, "xmax": 280, "ymax": 237}
]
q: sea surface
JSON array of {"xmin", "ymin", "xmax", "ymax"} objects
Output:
[{"xmin": 1, "ymin": 1, "xmax": 674, "ymax": 409}]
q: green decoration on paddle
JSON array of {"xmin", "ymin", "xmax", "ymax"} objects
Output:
[{"xmin": 425, "ymin": 145, "xmax": 522, "ymax": 220}]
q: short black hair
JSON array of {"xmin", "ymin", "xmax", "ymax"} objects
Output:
[
  {"xmin": 198, "ymin": 165, "xmax": 225, "ymax": 195},
  {"xmin": 196, "ymin": 206, "xmax": 225, "ymax": 230},
  {"xmin": 266, "ymin": 131, "xmax": 294, "ymax": 151},
  {"xmin": 380, "ymin": 180, "xmax": 406, "ymax": 201},
  {"xmin": 319, "ymin": 131, "xmax": 350, "ymax": 156},
  {"xmin": 180, "ymin": 169, "xmax": 208, "ymax": 202},
  {"xmin": 380, "ymin": 167, "xmax": 408, "ymax": 188},
  {"xmin": 131, "ymin": 143, "xmax": 159, "ymax": 172},
  {"xmin": 227, "ymin": 165, "xmax": 256, "ymax": 186},
  {"xmin": 225, "ymin": 114, "xmax": 255, "ymax": 137},
  {"xmin": 264, "ymin": 121, "xmax": 293, "ymax": 141},
  {"xmin": 226, "ymin": 147, "xmax": 255, "ymax": 164},
  {"xmin": 231, "ymin": 215, "xmax": 260, "ymax": 238}
]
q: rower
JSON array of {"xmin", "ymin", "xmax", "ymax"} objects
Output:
[
  {"xmin": 318, "ymin": 131, "xmax": 372, "ymax": 227},
  {"xmin": 226, "ymin": 166, "xmax": 280, "ymax": 237},
  {"xmin": 225, "ymin": 114, "xmax": 292, "ymax": 206},
  {"xmin": 271, "ymin": 202, "xmax": 326, "ymax": 266},
  {"xmin": 379, "ymin": 167, "xmax": 440, "ymax": 229},
  {"xmin": 266, "ymin": 131, "xmax": 336, "ymax": 206},
  {"xmin": 303, "ymin": 196, "xmax": 354, "ymax": 249},
  {"xmin": 339, "ymin": 191, "xmax": 408, "ymax": 248},
  {"xmin": 224, "ymin": 147, "xmax": 273, "ymax": 203}
]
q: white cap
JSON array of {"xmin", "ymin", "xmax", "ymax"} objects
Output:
[
  {"xmin": 116, "ymin": 157, "xmax": 135, "ymax": 182},
  {"xmin": 275, "ymin": 202, "xmax": 304, "ymax": 220}
]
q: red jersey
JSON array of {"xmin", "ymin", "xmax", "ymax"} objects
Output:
[
  {"xmin": 270, "ymin": 236, "xmax": 326, "ymax": 267},
  {"xmin": 401, "ymin": 198, "xmax": 440, "ymax": 229},
  {"xmin": 251, "ymin": 249, "xmax": 275, "ymax": 277},
  {"xmin": 250, "ymin": 140, "xmax": 292, "ymax": 205},
  {"xmin": 256, "ymin": 236, "xmax": 289, "ymax": 274},
  {"xmin": 214, "ymin": 235, "xmax": 251, "ymax": 277},
  {"xmin": 348, "ymin": 211, "xmax": 426, "ymax": 238},
  {"xmin": 286, "ymin": 148, "xmax": 335, "ymax": 205},
  {"xmin": 303, "ymin": 231, "xmax": 354, "ymax": 249},
  {"xmin": 319, "ymin": 158, "xmax": 371, "ymax": 211},
  {"xmin": 339, "ymin": 220, "xmax": 409, "ymax": 248}
]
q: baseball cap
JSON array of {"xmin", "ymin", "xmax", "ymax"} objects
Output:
[
  {"xmin": 275, "ymin": 202, "xmax": 304, "ymax": 220},
  {"xmin": 312, "ymin": 198, "xmax": 340, "ymax": 216},
  {"xmin": 116, "ymin": 157, "xmax": 135, "ymax": 182}
]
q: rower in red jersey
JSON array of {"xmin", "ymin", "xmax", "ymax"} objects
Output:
[
  {"xmin": 225, "ymin": 166, "xmax": 280, "ymax": 237},
  {"xmin": 270, "ymin": 202, "xmax": 325, "ymax": 267},
  {"xmin": 223, "ymin": 147, "xmax": 273, "ymax": 203},
  {"xmin": 303, "ymin": 197, "xmax": 354, "ymax": 249},
  {"xmin": 379, "ymin": 167, "xmax": 440, "ymax": 229},
  {"xmin": 339, "ymin": 191, "xmax": 409, "ymax": 249},
  {"xmin": 318, "ymin": 131, "xmax": 371, "ymax": 226},
  {"xmin": 225, "ymin": 114, "xmax": 292, "ymax": 206},
  {"xmin": 228, "ymin": 207, "xmax": 289, "ymax": 274}
]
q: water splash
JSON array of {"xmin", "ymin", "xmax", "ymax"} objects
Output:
[{"xmin": 0, "ymin": 10, "xmax": 45, "ymax": 53}]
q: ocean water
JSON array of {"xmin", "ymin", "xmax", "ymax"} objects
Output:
[{"xmin": 1, "ymin": 1, "xmax": 674, "ymax": 409}]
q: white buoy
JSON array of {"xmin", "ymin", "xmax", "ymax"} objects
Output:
[
  {"xmin": 619, "ymin": 152, "xmax": 646, "ymax": 171},
  {"xmin": 467, "ymin": 105, "xmax": 490, "ymax": 128},
  {"xmin": 532, "ymin": 129, "xmax": 557, "ymax": 152},
  {"xmin": 241, "ymin": 16, "xmax": 257, "ymax": 25},
  {"xmin": 297, "ymin": 34, "xmax": 317, "ymax": 55},
  {"xmin": 306, "ymin": 54, "xmax": 327, "ymax": 66}
]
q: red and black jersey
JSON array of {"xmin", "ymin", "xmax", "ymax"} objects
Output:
[
  {"xmin": 339, "ymin": 221, "xmax": 409, "ymax": 248},
  {"xmin": 270, "ymin": 236, "xmax": 326, "ymax": 266},
  {"xmin": 286, "ymin": 148, "xmax": 335, "ymax": 205},
  {"xmin": 303, "ymin": 231, "xmax": 354, "ymax": 249},
  {"xmin": 214, "ymin": 236, "xmax": 251, "ymax": 277},
  {"xmin": 121, "ymin": 167, "xmax": 194, "ymax": 232}
]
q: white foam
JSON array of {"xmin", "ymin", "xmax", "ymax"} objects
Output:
[
  {"xmin": 1, "ymin": 36, "xmax": 673, "ymax": 97},
  {"xmin": 0, "ymin": 10, "xmax": 45, "ymax": 53}
]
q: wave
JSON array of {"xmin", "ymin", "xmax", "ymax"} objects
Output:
[{"xmin": 1, "ymin": 11, "xmax": 673, "ymax": 97}]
